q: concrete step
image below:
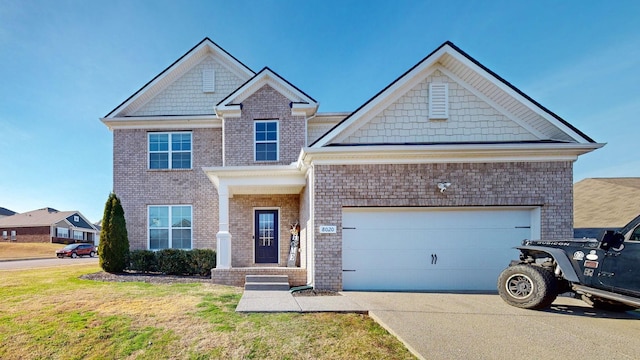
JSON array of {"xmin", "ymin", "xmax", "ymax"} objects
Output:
[
  {"xmin": 244, "ymin": 275, "xmax": 290, "ymax": 291},
  {"xmin": 244, "ymin": 282, "xmax": 291, "ymax": 291},
  {"xmin": 245, "ymin": 275, "xmax": 289, "ymax": 283}
]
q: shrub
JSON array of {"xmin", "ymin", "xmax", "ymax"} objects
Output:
[
  {"xmin": 188, "ymin": 249, "xmax": 216, "ymax": 276},
  {"xmin": 99, "ymin": 193, "xmax": 130, "ymax": 273},
  {"xmin": 128, "ymin": 250, "xmax": 158, "ymax": 273},
  {"xmin": 156, "ymin": 249, "xmax": 189, "ymax": 275}
]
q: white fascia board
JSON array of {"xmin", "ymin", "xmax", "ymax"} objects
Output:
[
  {"xmin": 312, "ymin": 47, "xmax": 448, "ymax": 148},
  {"xmin": 437, "ymin": 66, "xmax": 548, "ymax": 140},
  {"xmin": 202, "ymin": 165, "xmax": 306, "ymax": 196},
  {"xmin": 214, "ymin": 105, "xmax": 242, "ymax": 118},
  {"xmin": 291, "ymin": 102, "xmax": 319, "ymax": 117},
  {"xmin": 449, "ymin": 50, "xmax": 592, "ymax": 143},
  {"xmin": 301, "ymin": 142, "xmax": 605, "ymax": 166},
  {"xmin": 101, "ymin": 115, "xmax": 222, "ymax": 130}
]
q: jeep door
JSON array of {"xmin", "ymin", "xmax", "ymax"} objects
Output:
[{"xmin": 598, "ymin": 224, "xmax": 640, "ymax": 296}]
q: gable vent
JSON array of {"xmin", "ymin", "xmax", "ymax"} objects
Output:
[
  {"xmin": 202, "ymin": 68, "xmax": 215, "ymax": 93},
  {"xmin": 429, "ymin": 83, "xmax": 448, "ymax": 120}
]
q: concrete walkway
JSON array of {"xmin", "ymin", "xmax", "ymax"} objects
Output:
[{"xmin": 236, "ymin": 290, "xmax": 366, "ymax": 313}]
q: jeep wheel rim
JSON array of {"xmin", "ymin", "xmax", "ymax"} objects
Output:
[{"xmin": 505, "ymin": 274, "xmax": 533, "ymax": 299}]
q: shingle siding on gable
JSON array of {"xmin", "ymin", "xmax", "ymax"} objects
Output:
[
  {"xmin": 343, "ymin": 70, "xmax": 536, "ymax": 144},
  {"xmin": 311, "ymin": 161, "xmax": 573, "ymax": 290},
  {"xmin": 113, "ymin": 128, "xmax": 221, "ymax": 250},
  {"xmin": 224, "ymin": 85, "xmax": 306, "ymax": 166},
  {"xmin": 133, "ymin": 57, "xmax": 245, "ymax": 116}
]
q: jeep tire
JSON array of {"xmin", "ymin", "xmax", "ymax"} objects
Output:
[{"xmin": 497, "ymin": 264, "xmax": 558, "ymax": 309}]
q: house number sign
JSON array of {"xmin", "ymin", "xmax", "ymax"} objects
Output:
[{"xmin": 319, "ymin": 225, "xmax": 337, "ymax": 233}]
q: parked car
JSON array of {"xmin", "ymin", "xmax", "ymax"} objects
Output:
[
  {"xmin": 497, "ymin": 215, "xmax": 640, "ymax": 311},
  {"xmin": 56, "ymin": 243, "xmax": 96, "ymax": 258}
]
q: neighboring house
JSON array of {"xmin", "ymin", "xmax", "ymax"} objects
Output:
[
  {"xmin": 0, "ymin": 207, "xmax": 17, "ymax": 219},
  {"xmin": 574, "ymin": 178, "xmax": 640, "ymax": 238},
  {"xmin": 0, "ymin": 208, "xmax": 98, "ymax": 244},
  {"xmin": 101, "ymin": 38, "xmax": 602, "ymax": 291}
]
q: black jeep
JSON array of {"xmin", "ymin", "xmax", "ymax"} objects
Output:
[{"xmin": 497, "ymin": 215, "xmax": 640, "ymax": 311}]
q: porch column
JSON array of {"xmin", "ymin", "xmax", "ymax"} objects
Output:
[{"xmin": 216, "ymin": 184, "xmax": 232, "ymax": 269}]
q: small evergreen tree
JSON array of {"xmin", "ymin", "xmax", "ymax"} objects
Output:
[{"xmin": 99, "ymin": 193, "xmax": 129, "ymax": 273}]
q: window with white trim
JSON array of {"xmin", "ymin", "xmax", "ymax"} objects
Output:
[
  {"xmin": 2, "ymin": 231, "xmax": 7, "ymax": 240},
  {"xmin": 73, "ymin": 231, "xmax": 84, "ymax": 241},
  {"xmin": 57, "ymin": 228, "xmax": 69, "ymax": 238},
  {"xmin": 148, "ymin": 132, "xmax": 192, "ymax": 169},
  {"xmin": 429, "ymin": 83, "xmax": 449, "ymax": 120},
  {"xmin": 10, "ymin": 230, "xmax": 16, "ymax": 241},
  {"xmin": 148, "ymin": 205, "xmax": 192, "ymax": 250},
  {"xmin": 254, "ymin": 120, "xmax": 278, "ymax": 162}
]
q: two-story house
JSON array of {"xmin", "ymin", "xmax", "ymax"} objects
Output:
[{"xmin": 102, "ymin": 38, "xmax": 601, "ymax": 291}]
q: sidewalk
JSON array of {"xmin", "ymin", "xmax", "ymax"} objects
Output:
[{"xmin": 236, "ymin": 290, "xmax": 367, "ymax": 313}]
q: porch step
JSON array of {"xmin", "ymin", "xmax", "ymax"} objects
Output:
[{"xmin": 244, "ymin": 275, "xmax": 290, "ymax": 291}]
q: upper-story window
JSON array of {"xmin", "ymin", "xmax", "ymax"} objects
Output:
[
  {"xmin": 255, "ymin": 120, "xmax": 278, "ymax": 162},
  {"xmin": 148, "ymin": 132, "xmax": 192, "ymax": 169}
]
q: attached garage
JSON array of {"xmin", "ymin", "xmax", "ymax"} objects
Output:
[{"xmin": 342, "ymin": 207, "xmax": 540, "ymax": 291}]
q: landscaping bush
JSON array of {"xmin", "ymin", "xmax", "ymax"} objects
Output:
[
  {"xmin": 156, "ymin": 249, "xmax": 190, "ymax": 275},
  {"xmin": 187, "ymin": 249, "xmax": 216, "ymax": 276},
  {"xmin": 99, "ymin": 193, "xmax": 130, "ymax": 273},
  {"xmin": 127, "ymin": 250, "xmax": 158, "ymax": 273}
]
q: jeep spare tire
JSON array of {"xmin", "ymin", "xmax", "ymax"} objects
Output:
[{"xmin": 497, "ymin": 265, "xmax": 558, "ymax": 309}]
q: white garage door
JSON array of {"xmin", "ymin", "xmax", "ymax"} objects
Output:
[{"xmin": 342, "ymin": 207, "xmax": 538, "ymax": 291}]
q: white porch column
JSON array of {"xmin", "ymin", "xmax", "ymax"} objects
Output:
[{"xmin": 216, "ymin": 184, "xmax": 232, "ymax": 269}]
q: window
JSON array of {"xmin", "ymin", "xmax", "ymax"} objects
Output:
[
  {"xmin": 10, "ymin": 230, "xmax": 16, "ymax": 241},
  {"xmin": 148, "ymin": 205, "xmax": 192, "ymax": 250},
  {"xmin": 73, "ymin": 231, "xmax": 84, "ymax": 241},
  {"xmin": 148, "ymin": 132, "xmax": 192, "ymax": 169},
  {"xmin": 73, "ymin": 215, "xmax": 79, "ymax": 222},
  {"xmin": 429, "ymin": 83, "xmax": 449, "ymax": 120},
  {"xmin": 255, "ymin": 120, "xmax": 278, "ymax": 161},
  {"xmin": 2, "ymin": 231, "xmax": 7, "ymax": 240},
  {"xmin": 57, "ymin": 228, "xmax": 69, "ymax": 238}
]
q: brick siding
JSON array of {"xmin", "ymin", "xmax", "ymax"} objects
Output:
[
  {"xmin": 229, "ymin": 194, "xmax": 300, "ymax": 267},
  {"xmin": 311, "ymin": 161, "xmax": 574, "ymax": 290},
  {"xmin": 0, "ymin": 226, "xmax": 50, "ymax": 243},
  {"xmin": 113, "ymin": 128, "xmax": 221, "ymax": 250},
  {"xmin": 224, "ymin": 85, "xmax": 306, "ymax": 166}
]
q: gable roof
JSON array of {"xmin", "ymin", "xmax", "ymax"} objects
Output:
[
  {"xmin": 0, "ymin": 208, "xmax": 97, "ymax": 231},
  {"xmin": 311, "ymin": 41, "xmax": 596, "ymax": 147},
  {"xmin": 215, "ymin": 67, "xmax": 318, "ymax": 118},
  {"xmin": 105, "ymin": 37, "xmax": 255, "ymax": 118},
  {"xmin": 574, "ymin": 178, "xmax": 640, "ymax": 228},
  {"xmin": 0, "ymin": 207, "xmax": 16, "ymax": 217}
]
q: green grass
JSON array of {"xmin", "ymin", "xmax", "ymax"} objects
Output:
[{"xmin": 0, "ymin": 265, "xmax": 415, "ymax": 359}]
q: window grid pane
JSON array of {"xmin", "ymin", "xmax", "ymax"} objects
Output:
[
  {"xmin": 149, "ymin": 132, "xmax": 191, "ymax": 169},
  {"xmin": 255, "ymin": 121, "xmax": 278, "ymax": 162},
  {"xmin": 148, "ymin": 205, "xmax": 192, "ymax": 250}
]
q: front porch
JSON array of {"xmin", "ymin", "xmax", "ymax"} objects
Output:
[{"xmin": 211, "ymin": 267, "xmax": 307, "ymax": 287}]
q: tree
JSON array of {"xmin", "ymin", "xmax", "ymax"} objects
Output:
[{"xmin": 99, "ymin": 193, "xmax": 129, "ymax": 273}]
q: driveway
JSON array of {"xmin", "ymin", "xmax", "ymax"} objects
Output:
[
  {"xmin": 0, "ymin": 257, "xmax": 98, "ymax": 270},
  {"xmin": 344, "ymin": 292, "xmax": 640, "ymax": 360}
]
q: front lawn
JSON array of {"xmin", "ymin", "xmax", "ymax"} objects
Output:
[
  {"xmin": 0, "ymin": 265, "xmax": 414, "ymax": 359},
  {"xmin": 0, "ymin": 242, "xmax": 61, "ymax": 260}
]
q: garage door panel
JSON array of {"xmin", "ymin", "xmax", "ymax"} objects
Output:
[{"xmin": 342, "ymin": 207, "xmax": 535, "ymax": 291}]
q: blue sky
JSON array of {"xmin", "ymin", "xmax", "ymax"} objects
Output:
[{"xmin": 1, "ymin": 0, "xmax": 639, "ymax": 222}]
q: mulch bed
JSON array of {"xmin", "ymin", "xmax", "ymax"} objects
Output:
[
  {"xmin": 80, "ymin": 271, "xmax": 211, "ymax": 284},
  {"xmin": 81, "ymin": 271, "xmax": 340, "ymax": 296}
]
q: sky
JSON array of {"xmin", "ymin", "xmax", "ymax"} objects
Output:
[{"xmin": 0, "ymin": 0, "xmax": 639, "ymax": 222}]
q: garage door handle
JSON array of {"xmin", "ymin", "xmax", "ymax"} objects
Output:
[{"xmin": 343, "ymin": 269, "xmax": 356, "ymax": 272}]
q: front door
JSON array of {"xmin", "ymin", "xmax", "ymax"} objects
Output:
[{"xmin": 255, "ymin": 210, "xmax": 279, "ymax": 263}]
